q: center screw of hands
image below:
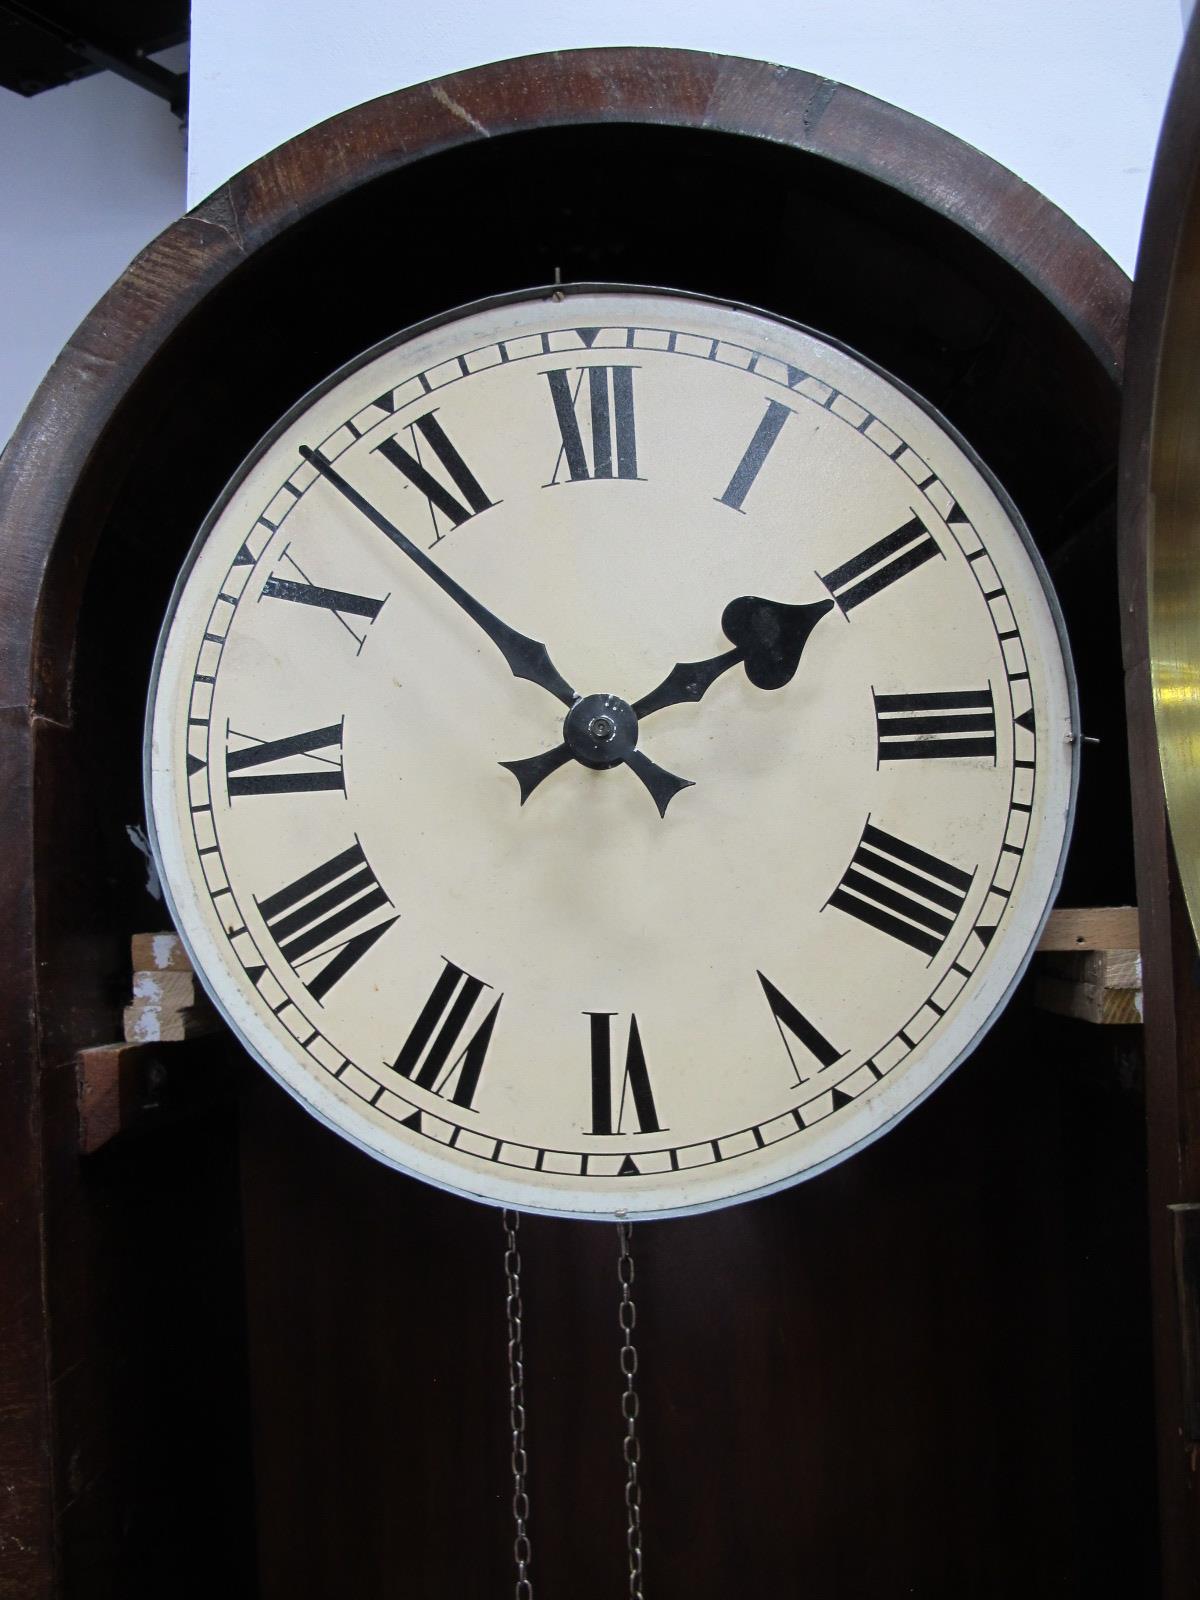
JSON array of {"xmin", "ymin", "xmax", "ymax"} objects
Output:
[{"xmin": 302, "ymin": 443, "xmax": 831, "ymax": 818}]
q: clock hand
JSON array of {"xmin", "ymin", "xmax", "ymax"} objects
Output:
[
  {"xmin": 633, "ymin": 595, "xmax": 834, "ymax": 717},
  {"xmin": 500, "ymin": 595, "xmax": 833, "ymax": 811},
  {"xmin": 500, "ymin": 701, "xmax": 694, "ymax": 819},
  {"xmin": 299, "ymin": 445, "xmax": 578, "ymax": 708}
]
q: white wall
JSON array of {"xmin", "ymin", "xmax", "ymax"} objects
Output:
[
  {"xmin": 188, "ymin": 0, "xmax": 1183, "ymax": 274},
  {"xmin": 0, "ymin": 62, "xmax": 187, "ymax": 449}
]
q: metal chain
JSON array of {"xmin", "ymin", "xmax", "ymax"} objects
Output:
[
  {"xmin": 503, "ymin": 1209, "xmax": 533, "ymax": 1600},
  {"xmin": 617, "ymin": 1220, "xmax": 645, "ymax": 1600}
]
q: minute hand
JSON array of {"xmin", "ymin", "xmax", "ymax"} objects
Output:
[{"xmin": 300, "ymin": 445, "xmax": 577, "ymax": 707}]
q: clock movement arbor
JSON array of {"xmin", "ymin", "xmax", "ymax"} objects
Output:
[{"xmin": 0, "ymin": 47, "xmax": 1164, "ymax": 1598}]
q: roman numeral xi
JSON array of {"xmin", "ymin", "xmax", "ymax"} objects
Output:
[
  {"xmin": 545, "ymin": 366, "xmax": 639, "ymax": 483},
  {"xmin": 374, "ymin": 410, "xmax": 494, "ymax": 540}
]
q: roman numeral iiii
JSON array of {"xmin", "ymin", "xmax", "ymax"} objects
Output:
[{"xmin": 828, "ymin": 823, "xmax": 974, "ymax": 959}]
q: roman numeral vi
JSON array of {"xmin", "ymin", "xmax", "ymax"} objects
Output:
[{"xmin": 587, "ymin": 1012, "xmax": 661, "ymax": 1134}]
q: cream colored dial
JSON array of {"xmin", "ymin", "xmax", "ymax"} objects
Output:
[{"xmin": 146, "ymin": 288, "xmax": 1076, "ymax": 1218}]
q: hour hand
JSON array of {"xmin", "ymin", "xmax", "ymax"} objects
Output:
[{"xmin": 633, "ymin": 595, "xmax": 833, "ymax": 720}]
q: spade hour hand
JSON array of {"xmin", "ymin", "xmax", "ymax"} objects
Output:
[
  {"xmin": 500, "ymin": 594, "xmax": 833, "ymax": 816},
  {"xmin": 633, "ymin": 595, "xmax": 833, "ymax": 719},
  {"xmin": 300, "ymin": 445, "xmax": 577, "ymax": 707}
]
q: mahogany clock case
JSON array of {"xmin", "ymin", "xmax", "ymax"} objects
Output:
[{"xmin": 0, "ymin": 51, "xmax": 1151, "ymax": 1599}]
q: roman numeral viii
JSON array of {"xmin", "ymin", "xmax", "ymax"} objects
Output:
[
  {"xmin": 257, "ymin": 840, "xmax": 396, "ymax": 1000},
  {"xmin": 874, "ymin": 688, "xmax": 996, "ymax": 762},
  {"xmin": 390, "ymin": 960, "xmax": 501, "ymax": 1110},
  {"xmin": 821, "ymin": 515, "xmax": 941, "ymax": 611},
  {"xmin": 545, "ymin": 366, "xmax": 639, "ymax": 483},
  {"xmin": 587, "ymin": 1012, "xmax": 661, "ymax": 1134},
  {"xmin": 374, "ymin": 410, "xmax": 494, "ymax": 542},
  {"xmin": 226, "ymin": 719, "xmax": 344, "ymax": 798},
  {"xmin": 828, "ymin": 823, "xmax": 974, "ymax": 959}
]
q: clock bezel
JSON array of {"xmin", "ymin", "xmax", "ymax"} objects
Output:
[{"xmin": 144, "ymin": 279, "xmax": 1081, "ymax": 1221}]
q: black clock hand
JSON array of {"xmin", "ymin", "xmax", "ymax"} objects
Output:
[
  {"xmin": 499, "ymin": 742, "xmax": 694, "ymax": 819},
  {"xmin": 633, "ymin": 595, "xmax": 834, "ymax": 717},
  {"xmin": 300, "ymin": 445, "xmax": 577, "ymax": 708},
  {"xmin": 500, "ymin": 595, "xmax": 833, "ymax": 812}
]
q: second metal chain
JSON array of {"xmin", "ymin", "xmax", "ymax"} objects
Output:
[
  {"xmin": 617, "ymin": 1220, "xmax": 645, "ymax": 1600},
  {"xmin": 503, "ymin": 1209, "xmax": 533, "ymax": 1600}
]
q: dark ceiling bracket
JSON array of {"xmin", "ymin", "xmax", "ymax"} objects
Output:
[{"xmin": 0, "ymin": 0, "xmax": 187, "ymax": 119}]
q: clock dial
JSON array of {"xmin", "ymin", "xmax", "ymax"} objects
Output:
[{"xmin": 146, "ymin": 287, "xmax": 1077, "ymax": 1218}]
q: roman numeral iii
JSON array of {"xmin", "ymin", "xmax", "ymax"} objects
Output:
[
  {"xmin": 874, "ymin": 688, "xmax": 997, "ymax": 762},
  {"xmin": 821, "ymin": 515, "xmax": 941, "ymax": 611},
  {"xmin": 256, "ymin": 840, "xmax": 396, "ymax": 1000},
  {"xmin": 544, "ymin": 366, "xmax": 639, "ymax": 483},
  {"xmin": 586, "ymin": 1012, "xmax": 661, "ymax": 1134},
  {"xmin": 225, "ymin": 719, "xmax": 345, "ymax": 798},
  {"xmin": 374, "ymin": 410, "xmax": 494, "ymax": 541},
  {"xmin": 390, "ymin": 959, "xmax": 502, "ymax": 1110},
  {"xmin": 828, "ymin": 822, "xmax": 974, "ymax": 959}
]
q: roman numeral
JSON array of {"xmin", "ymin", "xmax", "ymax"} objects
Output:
[
  {"xmin": 226, "ymin": 719, "xmax": 345, "ymax": 798},
  {"xmin": 874, "ymin": 688, "xmax": 997, "ymax": 762},
  {"xmin": 717, "ymin": 398, "xmax": 793, "ymax": 511},
  {"xmin": 390, "ymin": 960, "xmax": 501, "ymax": 1110},
  {"xmin": 260, "ymin": 547, "xmax": 385, "ymax": 650},
  {"xmin": 374, "ymin": 410, "xmax": 494, "ymax": 542},
  {"xmin": 821, "ymin": 515, "xmax": 941, "ymax": 611},
  {"xmin": 257, "ymin": 841, "xmax": 396, "ymax": 1000},
  {"xmin": 828, "ymin": 823, "xmax": 974, "ymax": 959},
  {"xmin": 757, "ymin": 973, "xmax": 843, "ymax": 1082},
  {"xmin": 544, "ymin": 366, "xmax": 639, "ymax": 483},
  {"xmin": 586, "ymin": 1012, "xmax": 661, "ymax": 1134}
]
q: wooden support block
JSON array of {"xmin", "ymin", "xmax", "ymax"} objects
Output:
[
  {"xmin": 77, "ymin": 1037, "xmax": 236, "ymax": 1154},
  {"xmin": 1037, "ymin": 906, "xmax": 1140, "ymax": 952},
  {"xmin": 125, "ymin": 930, "xmax": 221, "ymax": 1043},
  {"xmin": 123, "ymin": 1001, "xmax": 220, "ymax": 1044},
  {"xmin": 76, "ymin": 1043, "xmax": 152, "ymax": 1154},
  {"xmin": 1033, "ymin": 906, "xmax": 1142, "ymax": 1025},
  {"xmin": 131, "ymin": 931, "xmax": 192, "ymax": 972}
]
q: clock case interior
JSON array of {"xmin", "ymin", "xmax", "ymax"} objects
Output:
[{"xmin": 0, "ymin": 53, "xmax": 1153, "ymax": 1598}]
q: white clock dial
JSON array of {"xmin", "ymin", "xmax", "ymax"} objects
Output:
[{"xmin": 146, "ymin": 287, "xmax": 1077, "ymax": 1218}]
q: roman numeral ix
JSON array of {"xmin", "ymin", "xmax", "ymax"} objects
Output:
[
  {"xmin": 874, "ymin": 688, "xmax": 997, "ymax": 763},
  {"xmin": 390, "ymin": 960, "xmax": 501, "ymax": 1110},
  {"xmin": 374, "ymin": 409, "xmax": 494, "ymax": 542},
  {"xmin": 226, "ymin": 719, "xmax": 345, "ymax": 798},
  {"xmin": 821, "ymin": 515, "xmax": 941, "ymax": 612},
  {"xmin": 828, "ymin": 822, "xmax": 974, "ymax": 959},
  {"xmin": 257, "ymin": 840, "xmax": 397, "ymax": 1000},
  {"xmin": 545, "ymin": 365, "xmax": 639, "ymax": 483},
  {"xmin": 587, "ymin": 1012, "xmax": 661, "ymax": 1134}
]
